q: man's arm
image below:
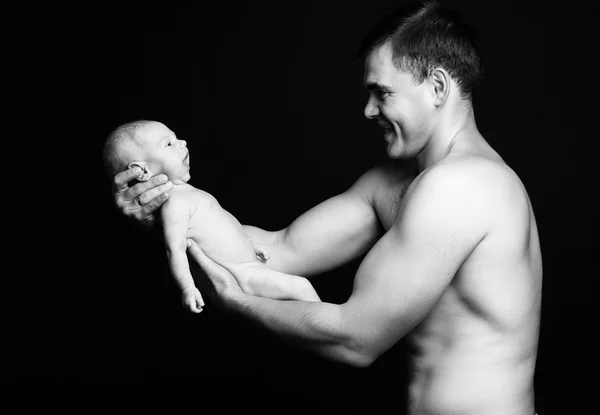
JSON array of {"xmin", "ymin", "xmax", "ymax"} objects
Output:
[
  {"xmin": 111, "ymin": 164, "xmax": 387, "ymax": 276},
  {"xmin": 190, "ymin": 163, "xmax": 489, "ymax": 366},
  {"xmin": 242, "ymin": 167, "xmax": 391, "ymax": 277}
]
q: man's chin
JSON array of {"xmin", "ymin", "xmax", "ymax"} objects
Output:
[
  {"xmin": 385, "ymin": 139, "xmax": 397, "ymax": 155},
  {"xmin": 386, "ymin": 143, "xmax": 408, "ymax": 160}
]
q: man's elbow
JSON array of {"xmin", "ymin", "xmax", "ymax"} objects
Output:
[
  {"xmin": 353, "ymin": 342, "xmax": 382, "ymax": 368},
  {"xmin": 341, "ymin": 348, "xmax": 377, "ymax": 368},
  {"xmin": 332, "ymin": 334, "xmax": 380, "ymax": 368},
  {"xmin": 311, "ymin": 304, "xmax": 381, "ymax": 368}
]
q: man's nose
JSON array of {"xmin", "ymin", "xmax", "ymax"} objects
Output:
[{"xmin": 364, "ymin": 96, "xmax": 379, "ymax": 119}]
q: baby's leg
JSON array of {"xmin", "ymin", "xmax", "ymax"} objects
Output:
[{"xmin": 237, "ymin": 261, "xmax": 320, "ymax": 302}]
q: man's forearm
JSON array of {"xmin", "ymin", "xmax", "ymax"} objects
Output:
[{"xmin": 228, "ymin": 293, "xmax": 368, "ymax": 367}]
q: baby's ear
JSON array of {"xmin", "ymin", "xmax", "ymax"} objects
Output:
[{"xmin": 128, "ymin": 161, "xmax": 152, "ymax": 181}]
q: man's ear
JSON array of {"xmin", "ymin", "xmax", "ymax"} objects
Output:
[
  {"xmin": 430, "ymin": 67, "xmax": 450, "ymax": 106},
  {"xmin": 128, "ymin": 161, "xmax": 152, "ymax": 181}
]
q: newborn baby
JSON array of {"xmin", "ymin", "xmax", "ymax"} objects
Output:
[{"xmin": 103, "ymin": 120, "xmax": 320, "ymax": 312}]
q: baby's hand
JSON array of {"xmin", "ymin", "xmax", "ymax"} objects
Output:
[
  {"xmin": 181, "ymin": 287, "xmax": 204, "ymax": 313},
  {"xmin": 253, "ymin": 241, "xmax": 271, "ymax": 263}
]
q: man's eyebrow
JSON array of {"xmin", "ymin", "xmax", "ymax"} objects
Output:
[{"xmin": 366, "ymin": 82, "xmax": 393, "ymax": 92}]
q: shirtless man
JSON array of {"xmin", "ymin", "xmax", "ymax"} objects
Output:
[{"xmin": 111, "ymin": 2, "xmax": 542, "ymax": 413}]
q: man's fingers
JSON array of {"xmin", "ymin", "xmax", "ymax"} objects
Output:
[
  {"xmin": 187, "ymin": 240, "xmax": 224, "ymax": 275},
  {"xmin": 141, "ymin": 185, "xmax": 171, "ymax": 214},
  {"xmin": 112, "ymin": 166, "xmax": 143, "ymax": 191},
  {"xmin": 131, "ymin": 175, "xmax": 171, "ymax": 204},
  {"xmin": 187, "ymin": 239, "xmax": 208, "ymax": 265}
]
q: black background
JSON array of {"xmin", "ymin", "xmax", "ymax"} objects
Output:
[{"xmin": 11, "ymin": 0, "xmax": 596, "ymax": 412}]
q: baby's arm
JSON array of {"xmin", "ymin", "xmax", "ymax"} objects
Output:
[{"xmin": 162, "ymin": 197, "xmax": 204, "ymax": 313}]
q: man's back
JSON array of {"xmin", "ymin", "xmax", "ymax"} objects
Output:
[{"xmin": 368, "ymin": 142, "xmax": 542, "ymax": 415}]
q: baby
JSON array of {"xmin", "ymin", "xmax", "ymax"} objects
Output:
[{"xmin": 102, "ymin": 120, "xmax": 320, "ymax": 312}]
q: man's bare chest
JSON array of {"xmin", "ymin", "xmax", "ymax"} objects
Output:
[{"xmin": 374, "ymin": 179, "xmax": 413, "ymax": 231}]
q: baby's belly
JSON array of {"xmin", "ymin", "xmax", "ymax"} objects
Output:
[{"xmin": 191, "ymin": 230, "xmax": 257, "ymax": 266}]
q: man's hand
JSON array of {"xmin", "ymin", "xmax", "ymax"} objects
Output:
[
  {"xmin": 186, "ymin": 239, "xmax": 242, "ymax": 309},
  {"xmin": 112, "ymin": 166, "xmax": 173, "ymax": 227}
]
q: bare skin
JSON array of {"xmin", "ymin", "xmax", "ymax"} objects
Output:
[
  {"xmin": 188, "ymin": 147, "xmax": 541, "ymax": 415},
  {"xmin": 111, "ymin": 167, "xmax": 173, "ymax": 229},
  {"xmin": 164, "ymin": 182, "xmax": 320, "ymax": 306},
  {"xmin": 113, "ymin": 42, "xmax": 541, "ymax": 415},
  {"xmin": 109, "ymin": 121, "xmax": 320, "ymax": 313}
]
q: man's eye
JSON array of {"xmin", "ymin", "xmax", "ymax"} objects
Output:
[{"xmin": 377, "ymin": 91, "xmax": 389, "ymax": 99}]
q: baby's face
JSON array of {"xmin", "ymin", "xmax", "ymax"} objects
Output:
[{"xmin": 136, "ymin": 121, "xmax": 190, "ymax": 183}]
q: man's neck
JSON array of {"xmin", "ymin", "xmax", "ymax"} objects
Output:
[{"xmin": 416, "ymin": 106, "xmax": 478, "ymax": 172}]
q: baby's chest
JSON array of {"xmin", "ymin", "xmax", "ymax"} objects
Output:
[{"xmin": 185, "ymin": 194, "xmax": 220, "ymax": 229}]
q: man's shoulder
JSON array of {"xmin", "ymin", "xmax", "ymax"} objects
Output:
[
  {"xmin": 419, "ymin": 155, "xmax": 517, "ymax": 193},
  {"xmin": 405, "ymin": 156, "xmax": 527, "ymax": 225}
]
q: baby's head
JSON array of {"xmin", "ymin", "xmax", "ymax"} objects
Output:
[{"xmin": 102, "ymin": 120, "xmax": 190, "ymax": 184}]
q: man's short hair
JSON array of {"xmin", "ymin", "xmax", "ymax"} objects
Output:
[{"xmin": 357, "ymin": 0, "xmax": 483, "ymax": 101}]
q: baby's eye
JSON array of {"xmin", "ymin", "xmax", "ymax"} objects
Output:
[{"xmin": 167, "ymin": 142, "xmax": 172, "ymax": 147}]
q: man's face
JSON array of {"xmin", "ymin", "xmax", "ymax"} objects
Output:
[
  {"xmin": 137, "ymin": 121, "xmax": 191, "ymax": 183},
  {"xmin": 363, "ymin": 43, "xmax": 434, "ymax": 159}
]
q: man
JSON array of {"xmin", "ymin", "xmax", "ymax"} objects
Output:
[{"xmin": 111, "ymin": 2, "xmax": 542, "ymax": 413}]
